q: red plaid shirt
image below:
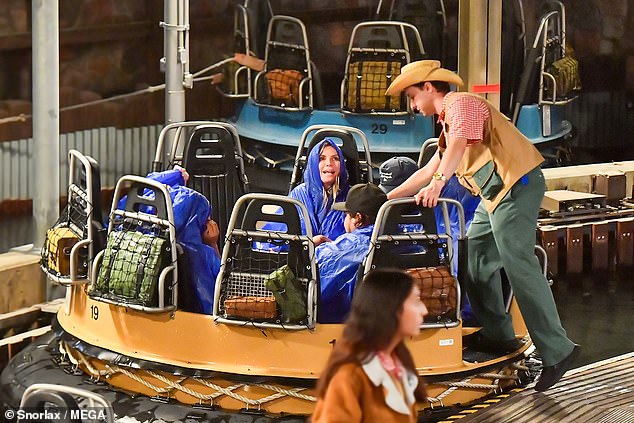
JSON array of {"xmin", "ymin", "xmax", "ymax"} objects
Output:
[{"xmin": 439, "ymin": 92, "xmax": 490, "ymax": 145}]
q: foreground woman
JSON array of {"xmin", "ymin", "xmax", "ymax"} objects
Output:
[{"xmin": 313, "ymin": 269, "xmax": 428, "ymax": 423}]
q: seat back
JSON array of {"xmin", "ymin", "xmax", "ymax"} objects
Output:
[
  {"xmin": 363, "ymin": 198, "xmax": 466, "ymax": 327},
  {"xmin": 90, "ymin": 175, "xmax": 178, "ymax": 313},
  {"xmin": 153, "ymin": 120, "xmax": 227, "ymax": 172},
  {"xmin": 417, "ymin": 137, "xmax": 439, "ymax": 167},
  {"xmin": 289, "ymin": 125, "xmax": 373, "ymax": 193},
  {"xmin": 253, "ymin": 16, "xmax": 313, "ymax": 110},
  {"xmin": 41, "ymin": 149, "xmax": 105, "ymax": 285},
  {"xmin": 183, "ymin": 124, "xmax": 249, "ymax": 249},
  {"xmin": 341, "ymin": 21, "xmax": 424, "ymax": 114},
  {"xmin": 392, "ymin": 0, "xmax": 443, "ymax": 61},
  {"xmin": 213, "ymin": 193, "xmax": 318, "ymax": 329},
  {"xmin": 217, "ymin": 4, "xmax": 252, "ymax": 98}
]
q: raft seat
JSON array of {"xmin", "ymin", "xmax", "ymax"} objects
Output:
[
  {"xmin": 216, "ymin": 4, "xmax": 252, "ymax": 98},
  {"xmin": 90, "ymin": 176, "xmax": 179, "ymax": 313},
  {"xmin": 253, "ymin": 16, "xmax": 314, "ymax": 111},
  {"xmin": 183, "ymin": 124, "xmax": 249, "ymax": 250},
  {"xmin": 213, "ymin": 194, "xmax": 318, "ymax": 329},
  {"xmin": 41, "ymin": 149, "xmax": 105, "ymax": 286},
  {"xmin": 511, "ymin": 1, "xmax": 579, "ymax": 144},
  {"xmin": 364, "ymin": 198, "xmax": 464, "ymax": 327},
  {"xmin": 341, "ymin": 22, "xmax": 422, "ymax": 114},
  {"xmin": 417, "ymin": 137, "xmax": 439, "ymax": 167}
]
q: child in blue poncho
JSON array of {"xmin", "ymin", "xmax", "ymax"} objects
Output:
[
  {"xmin": 316, "ymin": 183, "xmax": 387, "ymax": 323},
  {"xmin": 117, "ymin": 166, "xmax": 221, "ymax": 314}
]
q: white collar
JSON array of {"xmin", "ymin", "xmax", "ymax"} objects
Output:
[{"xmin": 362, "ymin": 355, "xmax": 418, "ymax": 415}]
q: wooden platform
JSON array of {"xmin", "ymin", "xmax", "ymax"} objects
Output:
[
  {"xmin": 543, "ymin": 160, "xmax": 634, "ymax": 196},
  {"xmin": 0, "ymin": 250, "xmax": 46, "ymax": 314},
  {"xmin": 439, "ymin": 353, "xmax": 634, "ymax": 423}
]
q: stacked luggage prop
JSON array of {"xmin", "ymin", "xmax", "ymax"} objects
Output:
[
  {"xmin": 41, "ymin": 149, "xmax": 105, "ymax": 285},
  {"xmin": 90, "ymin": 175, "xmax": 179, "ymax": 312},
  {"xmin": 538, "ymin": 163, "xmax": 634, "ymax": 278}
]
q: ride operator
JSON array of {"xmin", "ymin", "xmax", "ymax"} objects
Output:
[{"xmin": 384, "ymin": 60, "xmax": 579, "ymax": 392}]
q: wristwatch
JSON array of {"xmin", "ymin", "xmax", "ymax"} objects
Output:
[{"xmin": 432, "ymin": 172, "xmax": 447, "ymax": 182}]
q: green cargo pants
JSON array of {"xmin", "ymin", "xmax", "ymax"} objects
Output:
[{"xmin": 465, "ymin": 166, "xmax": 575, "ymax": 366}]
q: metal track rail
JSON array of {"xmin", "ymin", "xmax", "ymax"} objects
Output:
[{"xmin": 441, "ymin": 353, "xmax": 634, "ymax": 423}]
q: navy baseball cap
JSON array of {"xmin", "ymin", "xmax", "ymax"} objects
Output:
[{"xmin": 378, "ymin": 156, "xmax": 418, "ymax": 193}]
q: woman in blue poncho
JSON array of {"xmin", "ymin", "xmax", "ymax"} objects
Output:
[{"xmin": 290, "ymin": 138, "xmax": 351, "ymax": 244}]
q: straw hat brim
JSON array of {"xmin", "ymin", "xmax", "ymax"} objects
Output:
[{"xmin": 386, "ymin": 66, "xmax": 464, "ymax": 96}]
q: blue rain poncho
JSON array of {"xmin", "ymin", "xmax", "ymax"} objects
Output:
[
  {"xmin": 289, "ymin": 139, "xmax": 350, "ymax": 241},
  {"xmin": 118, "ymin": 169, "xmax": 221, "ymax": 314},
  {"xmin": 316, "ymin": 225, "xmax": 374, "ymax": 323},
  {"xmin": 437, "ymin": 175, "xmax": 480, "ymax": 240}
]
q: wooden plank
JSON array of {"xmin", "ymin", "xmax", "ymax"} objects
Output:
[
  {"xmin": 0, "ymin": 325, "xmax": 51, "ymax": 348},
  {"xmin": 566, "ymin": 225, "xmax": 584, "ymax": 274},
  {"xmin": 616, "ymin": 218, "xmax": 634, "ymax": 268},
  {"xmin": 591, "ymin": 222, "xmax": 610, "ymax": 272},
  {"xmin": 0, "ymin": 299, "xmax": 63, "ymax": 331}
]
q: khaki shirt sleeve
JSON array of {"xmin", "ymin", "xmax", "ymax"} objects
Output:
[{"xmin": 312, "ymin": 365, "xmax": 363, "ymax": 423}]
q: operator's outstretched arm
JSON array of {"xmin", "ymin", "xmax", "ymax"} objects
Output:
[{"xmin": 387, "ymin": 152, "xmax": 440, "ymax": 199}]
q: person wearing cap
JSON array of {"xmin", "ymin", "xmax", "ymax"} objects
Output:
[
  {"xmin": 379, "ymin": 156, "xmax": 480, "ymax": 238},
  {"xmin": 315, "ymin": 183, "xmax": 387, "ymax": 323},
  {"xmin": 116, "ymin": 167, "xmax": 221, "ymax": 314},
  {"xmin": 384, "ymin": 60, "xmax": 579, "ymax": 392}
]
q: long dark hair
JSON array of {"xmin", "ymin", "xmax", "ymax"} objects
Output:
[{"xmin": 316, "ymin": 269, "xmax": 426, "ymax": 401}]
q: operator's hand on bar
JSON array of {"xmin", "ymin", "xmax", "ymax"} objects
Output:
[{"xmin": 414, "ymin": 178, "xmax": 444, "ymax": 208}]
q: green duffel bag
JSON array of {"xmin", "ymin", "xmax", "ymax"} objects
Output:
[
  {"xmin": 93, "ymin": 230, "xmax": 169, "ymax": 307},
  {"xmin": 264, "ymin": 264, "xmax": 307, "ymax": 323}
]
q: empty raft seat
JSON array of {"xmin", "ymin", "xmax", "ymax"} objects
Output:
[
  {"xmin": 342, "ymin": 22, "xmax": 424, "ymax": 114},
  {"xmin": 253, "ymin": 16, "xmax": 314, "ymax": 110}
]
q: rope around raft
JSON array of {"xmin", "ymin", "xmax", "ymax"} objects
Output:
[{"xmin": 58, "ymin": 341, "xmax": 524, "ymax": 410}]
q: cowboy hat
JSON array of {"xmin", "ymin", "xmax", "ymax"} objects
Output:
[{"xmin": 385, "ymin": 60, "xmax": 464, "ymax": 96}]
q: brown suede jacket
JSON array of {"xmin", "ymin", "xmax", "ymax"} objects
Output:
[{"xmin": 312, "ymin": 356, "xmax": 418, "ymax": 423}]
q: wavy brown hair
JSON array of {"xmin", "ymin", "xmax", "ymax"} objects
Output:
[{"xmin": 315, "ymin": 268, "xmax": 426, "ymax": 401}]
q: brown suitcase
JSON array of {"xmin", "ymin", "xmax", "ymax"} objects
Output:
[
  {"xmin": 224, "ymin": 296, "xmax": 277, "ymax": 320},
  {"xmin": 44, "ymin": 226, "xmax": 79, "ymax": 275},
  {"xmin": 406, "ymin": 266, "xmax": 457, "ymax": 320},
  {"xmin": 347, "ymin": 60, "xmax": 402, "ymax": 112}
]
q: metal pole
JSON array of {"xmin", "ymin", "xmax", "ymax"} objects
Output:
[
  {"xmin": 162, "ymin": 0, "xmax": 186, "ymax": 164},
  {"xmin": 457, "ymin": 0, "xmax": 502, "ymax": 109},
  {"xmin": 32, "ymin": 0, "xmax": 59, "ymax": 250}
]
